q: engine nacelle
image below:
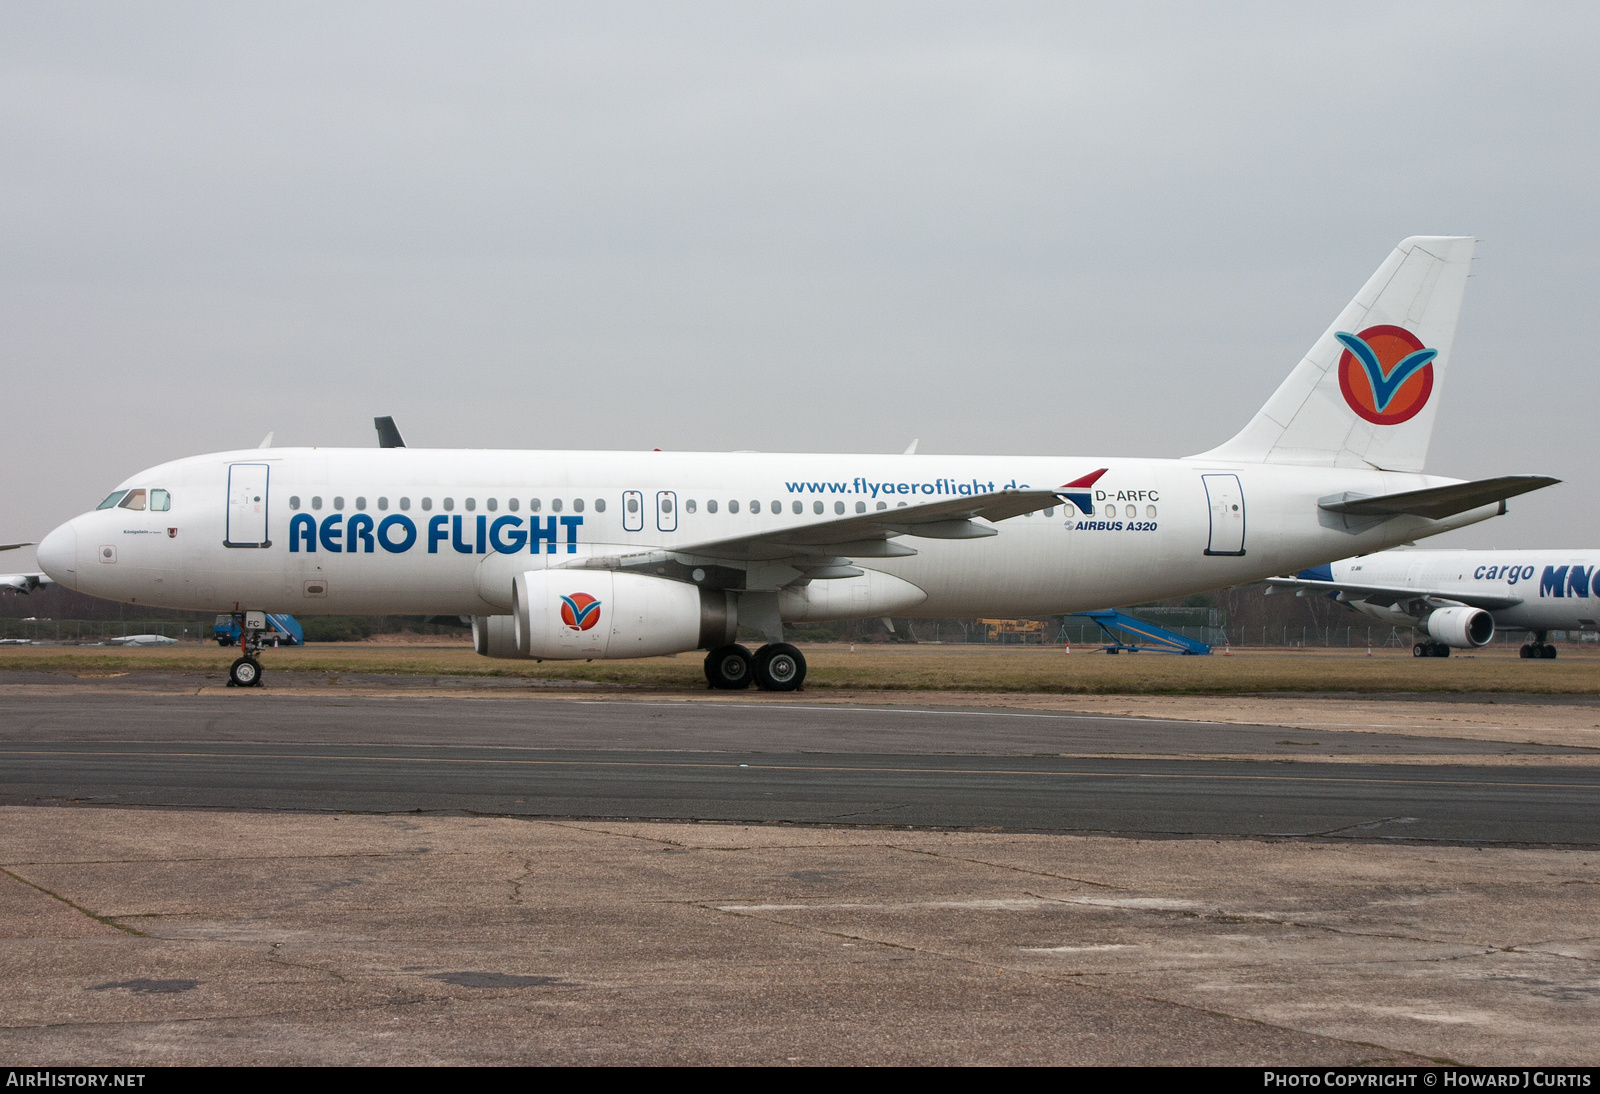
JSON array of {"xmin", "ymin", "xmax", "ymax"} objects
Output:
[
  {"xmin": 1424, "ymin": 605, "xmax": 1494, "ymax": 648},
  {"xmin": 511, "ymin": 570, "xmax": 734, "ymax": 660},
  {"xmin": 472, "ymin": 614, "xmax": 524, "ymax": 659}
]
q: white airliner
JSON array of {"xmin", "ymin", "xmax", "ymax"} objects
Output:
[
  {"xmin": 1267, "ymin": 550, "xmax": 1600, "ymax": 659},
  {"xmin": 106, "ymin": 634, "xmax": 180, "ymax": 647},
  {"xmin": 28, "ymin": 236, "xmax": 1558, "ymax": 689}
]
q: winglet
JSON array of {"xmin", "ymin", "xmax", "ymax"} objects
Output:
[{"xmin": 1060, "ymin": 468, "xmax": 1108, "ymax": 489}]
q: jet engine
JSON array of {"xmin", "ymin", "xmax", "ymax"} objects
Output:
[
  {"xmin": 1423, "ymin": 605, "xmax": 1494, "ymax": 648},
  {"xmin": 487, "ymin": 570, "xmax": 734, "ymax": 661}
]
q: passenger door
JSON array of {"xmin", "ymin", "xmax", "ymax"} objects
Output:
[
  {"xmin": 623, "ymin": 490, "xmax": 644, "ymax": 532},
  {"xmin": 225, "ymin": 463, "xmax": 271, "ymax": 548},
  {"xmin": 656, "ymin": 490, "xmax": 678, "ymax": 533},
  {"xmin": 1202, "ymin": 474, "xmax": 1245, "ymax": 556}
]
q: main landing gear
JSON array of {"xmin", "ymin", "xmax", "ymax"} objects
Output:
[
  {"xmin": 1413, "ymin": 641, "xmax": 1451, "ymax": 658},
  {"xmin": 704, "ymin": 643, "xmax": 808, "ymax": 692},
  {"xmin": 1520, "ymin": 632, "xmax": 1558, "ymax": 659}
]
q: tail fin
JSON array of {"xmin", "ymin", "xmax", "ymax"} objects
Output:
[{"xmin": 1192, "ymin": 236, "xmax": 1474, "ymax": 472}]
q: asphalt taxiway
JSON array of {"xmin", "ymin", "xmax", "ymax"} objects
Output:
[
  {"xmin": 2, "ymin": 680, "xmax": 1599, "ymax": 842},
  {"xmin": 3, "ymin": 672, "xmax": 1598, "ymax": 1065}
]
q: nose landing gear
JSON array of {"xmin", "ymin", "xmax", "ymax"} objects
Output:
[{"xmin": 225, "ymin": 611, "xmax": 273, "ymax": 687}]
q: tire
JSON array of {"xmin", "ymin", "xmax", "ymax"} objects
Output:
[
  {"xmin": 1414, "ymin": 643, "xmax": 1427, "ymax": 657},
  {"xmin": 1434, "ymin": 644, "xmax": 1450, "ymax": 658},
  {"xmin": 1542, "ymin": 645, "xmax": 1558, "ymax": 660},
  {"xmin": 753, "ymin": 643, "xmax": 806, "ymax": 692},
  {"xmin": 704, "ymin": 644, "xmax": 753, "ymax": 690},
  {"xmin": 228, "ymin": 657, "xmax": 262, "ymax": 688},
  {"xmin": 1520, "ymin": 645, "xmax": 1534, "ymax": 659}
]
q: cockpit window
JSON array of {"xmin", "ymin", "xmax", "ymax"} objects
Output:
[
  {"xmin": 117, "ymin": 489, "xmax": 147, "ymax": 511},
  {"xmin": 150, "ymin": 489, "xmax": 171, "ymax": 512},
  {"xmin": 96, "ymin": 491, "xmax": 128, "ymax": 510}
]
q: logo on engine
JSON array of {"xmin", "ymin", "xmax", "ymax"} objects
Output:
[
  {"xmin": 559, "ymin": 592, "xmax": 602, "ymax": 632},
  {"xmin": 1336, "ymin": 325, "xmax": 1437, "ymax": 426}
]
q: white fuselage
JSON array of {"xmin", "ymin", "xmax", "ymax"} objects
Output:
[
  {"xmin": 40, "ymin": 447, "xmax": 1499, "ymax": 624},
  {"xmin": 1330, "ymin": 551, "xmax": 1600, "ymax": 634}
]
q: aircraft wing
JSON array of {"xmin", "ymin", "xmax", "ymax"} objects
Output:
[
  {"xmin": 0, "ymin": 542, "xmax": 34, "ymax": 552},
  {"xmin": 1318, "ymin": 475, "xmax": 1559, "ymax": 521},
  {"xmin": 1264, "ymin": 574, "xmax": 1523, "ymax": 611},
  {"xmin": 564, "ymin": 487, "xmax": 1072, "ymax": 585},
  {"xmin": 0, "ymin": 573, "xmax": 51, "ymax": 594}
]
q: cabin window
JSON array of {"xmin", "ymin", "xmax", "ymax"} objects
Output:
[
  {"xmin": 150, "ymin": 489, "xmax": 171, "ymax": 512},
  {"xmin": 728, "ymin": 500, "xmax": 739, "ymax": 514},
  {"xmin": 464, "ymin": 498, "xmax": 475, "ymax": 512},
  {"xmin": 813, "ymin": 501, "xmax": 823, "ymax": 515},
  {"xmin": 96, "ymin": 491, "xmax": 128, "ymax": 510},
  {"xmin": 707, "ymin": 499, "xmax": 718, "ymax": 514},
  {"xmin": 421, "ymin": 498, "xmax": 432, "ymax": 511},
  {"xmin": 660, "ymin": 497, "xmax": 672, "ymax": 514},
  {"xmin": 1043, "ymin": 506, "xmax": 1054, "ymax": 517},
  {"xmin": 625, "ymin": 496, "xmax": 638, "ymax": 514},
  {"xmin": 1104, "ymin": 504, "xmax": 1115, "ymax": 518},
  {"xmin": 311, "ymin": 496, "xmax": 322, "ymax": 511},
  {"xmin": 334, "ymin": 497, "xmax": 345, "ymax": 511},
  {"xmin": 573, "ymin": 498, "xmax": 585, "ymax": 513},
  {"xmin": 486, "ymin": 498, "xmax": 497, "ymax": 512},
  {"xmin": 118, "ymin": 489, "xmax": 147, "ymax": 511},
  {"xmin": 771, "ymin": 500, "xmax": 780, "ymax": 514},
  {"xmin": 685, "ymin": 499, "xmax": 696, "ymax": 514},
  {"xmin": 1125, "ymin": 505, "xmax": 1136, "ymax": 519},
  {"xmin": 552, "ymin": 498, "xmax": 563, "ymax": 513},
  {"xmin": 400, "ymin": 497, "xmax": 411, "ymax": 511},
  {"xmin": 594, "ymin": 498, "xmax": 606, "ymax": 513},
  {"xmin": 792, "ymin": 501, "xmax": 802, "ymax": 515},
  {"xmin": 856, "ymin": 501, "xmax": 866, "ymax": 513},
  {"xmin": 529, "ymin": 498, "xmax": 541, "ymax": 512},
  {"xmin": 288, "ymin": 495, "xmax": 301, "ymax": 510},
  {"xmin": 1147, "ymin": 505, "xmax": 1157, "ymax": 518},
  {"xmin": 876, "ymin": 501, "xmax": 887, "ymax": 510},
  {"xmin": 508, "ymin": 498, "xmax": 518, "ymax": 512},
  {"xmin": 377, "ymin": 497, "xmax": 388, "ymax": 511},
  {"xmin": 355, "ymin": 497, "xmax": 367, "ymax": 511},
  {"xmin": 749, "ymin": 500, "xmax": 761, "ymax": 514},
  {"xmin": 834, "ymin": 501, "xmax": 845, "ymax": 515},
  {"xmin": 443, "ymin": 498, "xmax": 454, "ymax": 512}
]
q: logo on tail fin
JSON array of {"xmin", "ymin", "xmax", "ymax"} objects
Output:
[
  {"xmin": 1336, "ymin": 325, "xmax": 1437, "ymax": 426},
  {"xmin": 1058, "ymin": 469, "xmax": 1108, "ymax": 515}
]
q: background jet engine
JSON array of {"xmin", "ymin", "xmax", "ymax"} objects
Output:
[{"xmin": 1423, "ymin": 605, "xmax": 1495, "ymax": 648}]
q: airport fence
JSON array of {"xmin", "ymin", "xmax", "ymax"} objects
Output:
[{"xmin": 0, "ymin": 618, "xmax": 209, "ymax": 643}]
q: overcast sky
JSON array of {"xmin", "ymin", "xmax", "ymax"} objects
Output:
[{"xmin": 3, "ymin": 2, "xmax": 1597, "ymax": 566}]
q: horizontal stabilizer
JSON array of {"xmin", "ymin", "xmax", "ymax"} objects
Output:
[{"xmin": 1318, "ymin": 475, "xmax": 1558, "ymax": 521}]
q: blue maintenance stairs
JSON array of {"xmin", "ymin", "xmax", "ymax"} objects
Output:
[
  {"xmin": 1071, "ymin": 609, "xmax": 1212, "ymax": 655},
  {"xmin": 213, "ymin": 613, "xmax": 305, "ymax": 647}
]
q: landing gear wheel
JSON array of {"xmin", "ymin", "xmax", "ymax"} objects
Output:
[
  {"xmin": 1432, "ymin": 643, "xmax": 1450, "ymax": 658},
  {"xmin": 1413, "ymin": 643, "xmax": 1427, "ymax": 657},
  {"xmin": 704, "ymin": 644, "xmax": 753, "ymax": 690},
  {"xmin": 228, "ymin": 656, "xmax": 262, "ymax": 688},
  {"xmin": 1520, "ymin": 644, "xmax": 1534, "ymax": 659},
  {"xmin": 1542, "ymin": 644, "xmax": 1558, "ymax": 660},
  {"xmin": 753, "ymin": 643, "xmax": 806, "ymax": 692}
]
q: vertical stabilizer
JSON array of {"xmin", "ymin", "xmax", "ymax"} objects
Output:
[{"xmin": 1192, "ymin": 236, "xmax": 1474, "ymax": 472}]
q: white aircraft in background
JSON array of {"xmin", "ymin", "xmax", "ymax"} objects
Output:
[
  {"xmin": 106, "ymin": 633, "xmax": 180, "ymax": 647},
  {"xmin": 0, "ymin": 541, "xmax": 51, "ymax": 593},
  {"xmin": 29, "ymin": 236, "xmax": 1558, "ymax": 689},
  {"xmin": 1268, "ymin": 550, "xmax": 1600, "ymax": 659}
]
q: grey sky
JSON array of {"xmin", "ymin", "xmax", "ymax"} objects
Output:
[{"xmin": 4, "ymin": 2, "xmax": 1597, "ymax": 567}]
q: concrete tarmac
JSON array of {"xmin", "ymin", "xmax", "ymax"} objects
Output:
[{"xmin": 2, "ymin": 673, "xmax": 1598, "ymax": 1064}]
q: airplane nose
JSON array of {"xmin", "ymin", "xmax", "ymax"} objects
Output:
[{"xmin": 36, "ymin": 521, "xmax": 78, "ymax": 585}]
